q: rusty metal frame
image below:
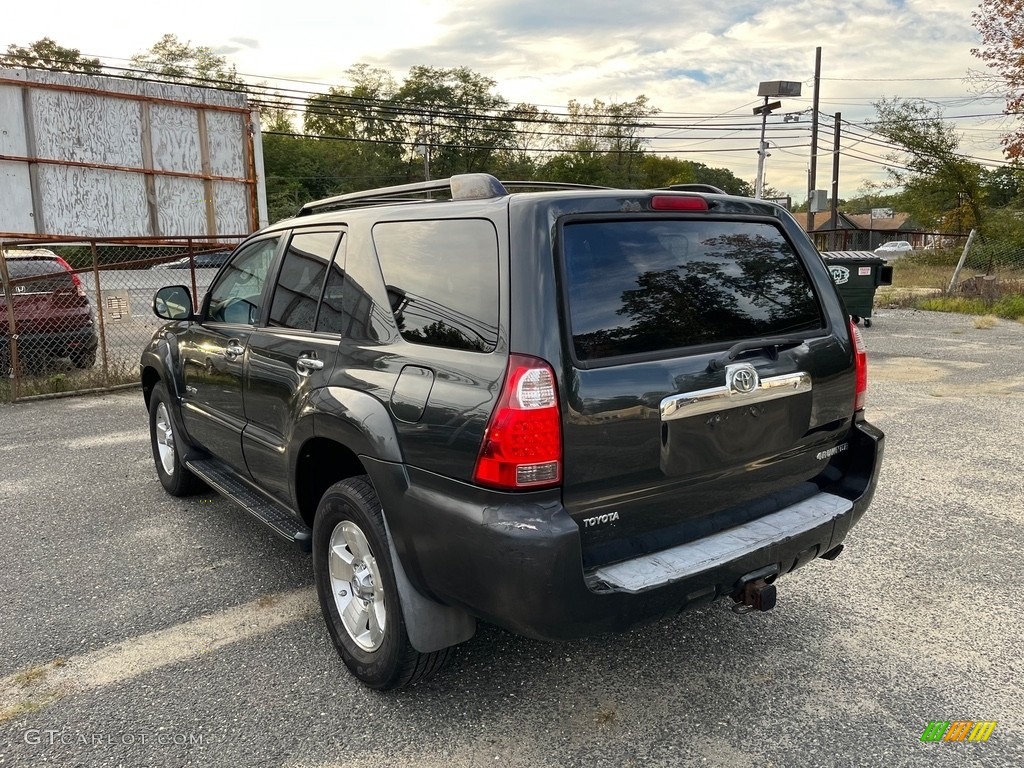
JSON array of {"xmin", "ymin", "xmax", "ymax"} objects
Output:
[
  {"xmin": 0, "ymin": 75, "xmax": 261, "ymax": 239},
  {"xmin": 0, "ymin": 76, "xmax": 252, "ymax": 115},
  {"xmin": 0, "ymin": 153, "xmax": 252, "ymax": 186}
]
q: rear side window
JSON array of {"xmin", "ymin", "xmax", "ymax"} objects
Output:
[
  {"xmin": 562, "ymin": 219, "xmax": 824, "ymax": 361},
  {"xmin": 269, "ymin": 231, "xmax": 340, "ymax": 331},
  {"xmin": 372, "ymin": 219, "xmax": 499, "ymax": 352}
]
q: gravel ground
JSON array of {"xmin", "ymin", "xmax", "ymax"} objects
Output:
[{"xmin": 0, "ymin": 308, "xmax": 1021, "ymax": 767}]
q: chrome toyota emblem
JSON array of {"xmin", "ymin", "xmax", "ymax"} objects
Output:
[{"xmin": 726, "ymin": 363, "xmax": 759, "ymax": 395}]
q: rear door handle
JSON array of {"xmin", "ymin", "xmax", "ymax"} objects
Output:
[
  {"xmin": 224, "ymin": 341, "xmax": 245, "ymax": 360},
  {"xmin": 296, "ymin": 354, "xmax": 324, "ymax": 375}
]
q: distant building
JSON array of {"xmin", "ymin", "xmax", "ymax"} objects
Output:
[{"xmin": 798, "ymin": 211, "xmax": 924, "ymax": 251}]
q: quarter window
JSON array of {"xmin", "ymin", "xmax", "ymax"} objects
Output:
[{"xmin": 372, "ymin": 219, "xmax": 499, "ymax": 352}]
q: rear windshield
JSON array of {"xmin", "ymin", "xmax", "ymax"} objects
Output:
[
  {"xmin": 4, "ymin": 257, "xmax": 67, "ymax": 280},
  {"xmin": 561, "ymin": 219, "xmax": 824, "ymax": 361}
]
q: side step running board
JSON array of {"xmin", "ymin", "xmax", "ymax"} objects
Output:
[{"xmin": 186, "ymin": 458, "xmax": 312, "ymax": 551}]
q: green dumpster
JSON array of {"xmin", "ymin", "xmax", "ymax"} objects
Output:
[{"xmin": 821, "ymin": 251, "xmax": 894, "ymax": 327}]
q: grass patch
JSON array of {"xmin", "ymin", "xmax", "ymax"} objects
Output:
[
  {"xmin": 12, "ymin": 665, "xmax": 48, "ymax": 686},
  {"xmin": 889, "ymin": 261, "xmax": 956, "ymax": 291},
  {"xmin": 0, "ymin": 700, "xmax": 45, "ymax": 725},
  {"xmin": 974, "ymin": 315, "xmax": 999, "ymax": 329},
  {"xmin": 1, "ymin": 359, "xmax": 138, "ymax": 402},
  {"xmin": 919, "ymin": 294, "xmax": 1024, "ymax": 321}
]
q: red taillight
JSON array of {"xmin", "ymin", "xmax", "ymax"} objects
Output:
[
  {"xmin": 850, "ymin": 319, "xmax": 868, "ymax": 411},
  {"xmin": 473, "ymin": 354, "xmax": 562, "ymax": 490},
  {"xmin": 54, "ymin": 255, "xmax": 87, "ymax": 298},
  {"xmin": 650, "ymin": 195, "xmax": 709, "ymax": 211}
]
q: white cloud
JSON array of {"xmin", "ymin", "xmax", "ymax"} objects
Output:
[{"xmin": 2, "ymin": 0, "xmax": 1008, "ymax": 200}]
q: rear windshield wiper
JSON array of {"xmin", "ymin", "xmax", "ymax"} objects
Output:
[{"xmin": 707, "ymin": 337, "xmax": 806, "ymax": 372}]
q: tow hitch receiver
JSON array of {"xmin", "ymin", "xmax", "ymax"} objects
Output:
[{"xmin": 731, "ymin": 576, "xmax": 777, "ymax": 615}]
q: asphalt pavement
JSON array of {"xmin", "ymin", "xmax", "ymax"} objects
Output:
[{"xmin": 0, "ymin": 308, "xmax": 1021, "ymax": 767}]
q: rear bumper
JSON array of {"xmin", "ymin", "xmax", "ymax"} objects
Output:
[
  {"xmin": 369, "ymin": 418, "xmax": 884, "ymax": 642},
  {"xmin": 1, "ymin": 326, "xmax": 98, "ymax": 360}
]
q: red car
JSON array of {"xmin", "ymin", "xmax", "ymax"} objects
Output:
[{"xmin": 1, "ymin": 249, "xmax": 98, "ymax": 372}]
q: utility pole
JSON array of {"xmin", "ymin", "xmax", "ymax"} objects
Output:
[
  {"xmin": 829, "ymin": 112, "xmax": 841, "ymax": 250},
  {"xmin": 415, "ymin": 121, "xmax": 432, "ymax": 181},
  {"xmin": 806, "ymin": 47, "xmax": 822, "ymax": 231}
]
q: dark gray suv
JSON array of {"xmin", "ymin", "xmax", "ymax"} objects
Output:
[{"xmin": 141, "ymin": 174, "xmax": 884, "ymax": 689}]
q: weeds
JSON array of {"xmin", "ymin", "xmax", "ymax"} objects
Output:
[
  {"xmin": 974, "ymin": 315, "xmax": 999, "ymax": 329},
  {"xmin": 918, "ymin": 294, "xmax": 1024, "ymax": 321}
]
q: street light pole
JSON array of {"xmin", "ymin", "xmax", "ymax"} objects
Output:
[
  {"xmin": 755, "ymin": 96, "xmax": 770, "ymax": 199},
  {"xmin": 753, "ymin": 80, "xmax": 802, "ymax": 200}
]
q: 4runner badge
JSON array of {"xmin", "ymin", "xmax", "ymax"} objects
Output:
[
  {"xmin": 829, "ymin": 265, "xmax": 850, "ymax": 285},
  {"xmin": 583, "ymin": 511, "xmax": 620, "ymax": 528}
]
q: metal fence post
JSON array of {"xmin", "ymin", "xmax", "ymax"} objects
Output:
[
  {"xmin": 947, "ymin": 228, "xmax": 977, "ymax": 295},
  {"xmin": 0, "ymin": 241, "xmax": 23, "ymax": 401},
  {"xmin": 188, "ymin": 238, "xmax": 199, "ymax": 311},
  {"xmin": 90, "ymin": 241, "xmax": 110, "ymax": 383}
]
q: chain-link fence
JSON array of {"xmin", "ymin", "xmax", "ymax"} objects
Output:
[
  {"xmin": 1, "ymin": 236, "xmax": 245, "ymax": 402},
  {"xmin": 951, "ymin": 232, "xmax": 1024, "ymax": 300}
]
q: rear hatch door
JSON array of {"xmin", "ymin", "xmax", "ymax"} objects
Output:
[
  {"xmin": 3, "ymin": 256, "xmax": 89, "ymax": 335},
  {"xmin": 557, "ymin": 212, "xmax": 854, "ymax": 567}
]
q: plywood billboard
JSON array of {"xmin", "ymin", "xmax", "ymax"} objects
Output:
[{"xmin": 0, "ymin": 68, "xmax": 267, "ymax": 238}]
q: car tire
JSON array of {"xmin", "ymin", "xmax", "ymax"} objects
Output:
[
  {"xmin": 148, "ymin": 381, "xmax": 205, "ymax": 496},
  {"xmin": 313, "ymin": 475, "xmax": 451, "ymax": 689}
]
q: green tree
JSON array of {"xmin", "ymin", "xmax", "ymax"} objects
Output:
[
  {"xmin": 302, "ymin": 65, "xmax": 406, "ymax": 187},
  {"xmin": 129, "ymin": 34, "xmax": 245, "ymax": 90},
  {"xmin": 392, "ymin": 66, "xmax": 510, "ymax": 178},
  {"xmin": 553, "ymin": 97, "xmax": 658, "ymax": 186},
  {"xmin": 488, "ymin": 103, "xmax": 557, "ymax": 179},
  {"xmin": 870, "ymin": 98, "xmax": 987, "ymax": 231},
  {"xmin": 256, "ymin": 90, "xmax": 298, "ymax": 133},
  {"xmin": 3, "ymin": 38, "xmax": 102, "ymax": 73},
  {"xmin": 635, "ymin": 156, "xmax": 752, "ymax": 195},
  {"xmin": 972, "ymin": 0, "xmax": 1024, "ymax": 160},
  {"xmin": 304, "ymin": 64, "xmax": 403, "ymax": 143},
  {"xmin": 981, "ymin": 165, "xmax": 1023, "ymax": 208}
]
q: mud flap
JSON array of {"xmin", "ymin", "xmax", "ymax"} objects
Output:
[{"xmin": 382, "ymin": 517, "xmax": 476, "ymax": 653}]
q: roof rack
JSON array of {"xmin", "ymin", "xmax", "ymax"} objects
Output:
[
  {"xmin": 298, "ymin": 173, "xmax": 509, "ymax": 216},
  {"xmin": 501, "ymin": 181, "xmax": 612, "ymax": 192},
  {"xmin": 297, "ymin": 174, "xmax": 621, "ymax": 217},
  {"xmin": 662, "ymin": 183, "xmax": 727, "ymax": 194}
]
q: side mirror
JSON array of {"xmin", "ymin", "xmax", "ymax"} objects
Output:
[{"xmin": 153, "ymin": 285, "xmax": 196, "ymax": 321}]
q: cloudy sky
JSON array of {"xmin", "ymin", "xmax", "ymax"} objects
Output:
[{"xmin": 3, "ymin": 0, "xmax": 1011, "ymax": 201}]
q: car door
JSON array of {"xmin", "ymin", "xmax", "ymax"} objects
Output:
[
  {"xmin": 243, "ymin": 229, "xmax": 344, "ymax": 504},
  {"xmin": 180, "ymin": 236, "xmax": 282, "ymax": 474}
]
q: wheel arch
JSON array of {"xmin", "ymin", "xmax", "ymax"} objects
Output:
[{"xmin": 299, "ymin": 389, "xmax": 476, "ymax": 654}]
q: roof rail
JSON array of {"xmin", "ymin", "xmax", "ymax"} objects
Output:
[
  {"xmin": 298, "ymin": 173, "xmax": 508, "ymax": 216},
  {"xmin": 501, "ymin": 181, "xmax": 612, "ymax": 192},
  {"xmin": 662, "ymin": 183, "xmax": 727, "ymax": 194}
]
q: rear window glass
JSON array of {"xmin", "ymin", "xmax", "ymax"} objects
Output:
[
  {"xmin": 5, "ymin": 257, "xmax": 67, "ymax": 280},
  {"xmin": 561, "ymin": 219, "xmax": 824, "ymax": 361},
  {"xmin": 372, "ymin": 219, "xmax": 499, "ymax": 353}
]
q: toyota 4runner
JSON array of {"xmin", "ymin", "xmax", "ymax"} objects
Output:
[{"xmin": 141, "ymin": 174, "xmax": 884, "ymax": 689}]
